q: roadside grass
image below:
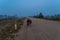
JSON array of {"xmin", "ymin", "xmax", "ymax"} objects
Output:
[{"xmin": 0, "ymin": 18, "xmax": 25, "ymax": 40}]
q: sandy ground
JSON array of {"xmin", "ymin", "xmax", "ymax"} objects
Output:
[{"xmin": 15, "ymin": 18, "xmax": 60, "ymax": 40}]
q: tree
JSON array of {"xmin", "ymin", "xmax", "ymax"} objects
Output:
[{"xmin": 38, "ymin": 12, "xmax": 44, "ymax": 18}]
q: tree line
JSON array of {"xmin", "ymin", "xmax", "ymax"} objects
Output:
[{"xmin": 33, "ymin": 12, "xmax": 60, "ymax": 21}]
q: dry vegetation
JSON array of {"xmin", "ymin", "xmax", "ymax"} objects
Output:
[{"xmin": 0, "ymin": 17, "xmax": 25, "ymax": 40}]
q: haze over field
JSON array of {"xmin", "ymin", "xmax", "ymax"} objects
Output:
[{"xmin": 0, "ymin": 0, "xmax": 60, "ymax": 17}]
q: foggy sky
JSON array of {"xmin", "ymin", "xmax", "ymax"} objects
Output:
[{"xmin": 0, "ymin": 0, "xmax": 60, "ymax": 17}]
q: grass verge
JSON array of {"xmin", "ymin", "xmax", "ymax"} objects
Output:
[{"xmin": 0, "ymin": 18, "xmax": 25, "ymax": 40}]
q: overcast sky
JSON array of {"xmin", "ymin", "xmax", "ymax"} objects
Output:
[{"xmin": 0, "ymin": 0, "xmax": 60, "ymax": 17}]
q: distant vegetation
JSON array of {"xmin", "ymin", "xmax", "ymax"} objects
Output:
[
  {"xmin": 0, "ymin": 15, "xmax": 25, "ymax": 40},
  {"xmin": 33, "ymin": 12, "xmax": 44, "ymax": 18},
  {"xmin": 45, "ymin": 14, "xmax": 60, "ymax": 21},
  {"xmin": 33, "ymin": 12, "xmax": 60, "ymax": 21}
]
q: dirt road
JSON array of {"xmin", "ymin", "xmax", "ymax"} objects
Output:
[{"xmin": 15, "ymin": 18, "xmax": 60, "ymax": 40}]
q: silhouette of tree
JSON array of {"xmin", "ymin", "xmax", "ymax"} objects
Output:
[
  {"xmin": 33, "ymin": 12, "xmax": 44, "ymax": 18},
  {"xmin": 38, "ymin": 12, "xmax": 44, "ymax": 18}
]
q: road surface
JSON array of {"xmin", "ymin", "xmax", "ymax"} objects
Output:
[{"xmin": 15, "ymin": 18, "xmax": 60, "ymax": 40}]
